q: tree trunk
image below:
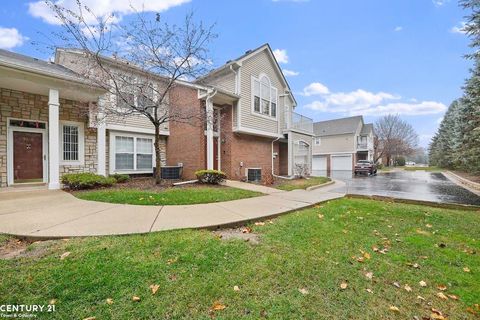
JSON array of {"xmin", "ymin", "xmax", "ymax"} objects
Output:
[{"xmin": 154, "ymin": 124, "xmax": 162, "ymax": 184}]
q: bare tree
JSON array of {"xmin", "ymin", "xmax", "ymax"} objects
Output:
[
  {"xmin": 41, "ymin": 1, "xmax": 216, "ymax": 183},
  {"xmin": 374, "ymin": 115, "xmax": 418, "ymax": 166}
]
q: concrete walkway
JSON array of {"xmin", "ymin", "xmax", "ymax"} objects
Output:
[{"xmin": 0, "ymin": 181, "xmax": 346, "ymax": 238}]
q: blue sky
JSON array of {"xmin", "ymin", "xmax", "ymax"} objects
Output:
[{"xmin": 0, "ymin": 0, "xmax": 471, "ymax": 147}]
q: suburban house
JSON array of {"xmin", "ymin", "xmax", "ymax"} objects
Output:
[
  {"xmin": 0, "ymin": 43, "xmax": 313, "ymax": 189},
  {"xmin": 311, "ymin": 116, "xmax": 374, "ymax": 175}
]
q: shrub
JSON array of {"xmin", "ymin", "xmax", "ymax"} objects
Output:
[
  {"xmin": 195, "ymin": 170, "xmax": 226, "ymax": 184},
  {"xmin": 111, "ymin": 174, "xmax": 130, "ymax": 183},
  {"xmin": 396, "ymin": 157, "xmax": 406, "ymax": 167},
  {"xmin": 61, "ymin": 173, "xmax": 116, "ymax": 190},
  {"xmin": 376, "ymin": 163, "xmax": 384, "ymax": 170}
]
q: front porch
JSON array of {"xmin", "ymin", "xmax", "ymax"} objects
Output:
[{"xmin": 0, "ymin": 53, "xmax": 104, "ymax": 189}]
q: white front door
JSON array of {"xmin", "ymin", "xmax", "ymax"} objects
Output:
[{"xmin": 331, "ymin": 154, "xmax": 352, "ymax": 171}]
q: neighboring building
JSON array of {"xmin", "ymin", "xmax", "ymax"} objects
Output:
[
  {"xmin": 0, "ymin": 43, "xmax": 313, "ymax": 189},
  {"xmin": 311, "ymin": 116, "xmax": 374, "ymax": 175}
]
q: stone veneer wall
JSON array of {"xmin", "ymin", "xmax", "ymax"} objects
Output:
[{"xmin": 0, "ymin": 87, "xmax": 97, "ymax": 187}]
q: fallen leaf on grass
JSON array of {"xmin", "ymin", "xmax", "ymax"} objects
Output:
[
  {"xmin": 426, "ymin": 224, "xmax": 433, "ymax": 228},
  {"xmin": 340, "ymin": 282, "xmax": 348, "ymax": 290},
  {"xmin": 49, "ymin": 299, "xmax": 56, "ymax": 305},
  {"xmin": 254, "ymin": 222, "xmax": 265, "ymax": 226},
  {"xmin": 83, "ymin": 317, "xmax": 96, "ymax": 320},
  {"xmin": 419, "ymin": 280, "xmax": 427, "ymax": 287},
  {"xmin": 241, "ymin": 227, "xmax": 252, "ymax": 234},
  {"xmin": 132, "ymin": 296, "xmax": 141, "ymax": 302},
  {"xmin": 233, "ymin": 285, "xmax": 240, "ymax": 292},
  {"xmin": 211, "ymin": 301, "xmax": 226, "ymax": 311},
  {"xmin": 448, "ymin": 294, "xmax": 459, "ymax": 300},
  {"xmin": 60, "ymin": 252, "xmax": 71, "ymax": 260},
  {"xmin": 167, "ymin": 257, "xmax": 178, "ymax": 265},
  {"xmin": 393, "ymin": 282, "xmax": 401, "ymax": 288},
  {"xmin": 407, "ymin": 262, "xmax": 420, "ymax": 269},
  {"xmin": 404, "ymin": 284, "xmax": 412, "ymax": 292},
  {"xmin": 106, "ymin": 298, "xmax": 113, "ymax": 305},
  {"xmin": 298, "ymin": 288, "xmax": 309, "ymax": 295},
  {"xmin": 364, "ymin": 272, "xmax": 373, "ymax": 280},
  {"xmin": 436, "ymin": 292, "xmax": 449, "ymax": 300},
  {"xmin": 437, "ymin": 285, "xmax": 447, "ymax": 291},
  {"xmin": 430, "ymin": 313, "xmax": 446, "ymax": 320},
  {"xmin": 417, "ymin": 295, "xmax": 425, "ymax": 301},
  {"xmin": 389, "ymin": 306, "xmax": 400, "ymax": 313},
  {"xmin": 366, "ymin": 288, "xmax": 373, "ymax": 293},
  {"xmin": 463, "ymin": 267, "xmax": 471, "ymax": 273},
  {"xmin": 149, "ymin": 284, "xmax": 160, "ymax": 295}
]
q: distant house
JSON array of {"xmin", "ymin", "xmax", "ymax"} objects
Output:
[{"xmin": 311, "ymin": 116, "xmax": 374, "ymax": 175}]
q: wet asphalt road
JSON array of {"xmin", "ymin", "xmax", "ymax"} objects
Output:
[{"xmin": 312, "ymin": 170, "xmax": 480, "ymax": 206}]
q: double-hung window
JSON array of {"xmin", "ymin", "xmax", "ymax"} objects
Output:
[
  {"xmin": 60, "ymin": 121, "xmax": 84, "ymax": 165},
  {"xmin": 114, "ymin": 135, "xmax": 154, "ymax": 172},
  {"xmin": 252, "ymin": 75, "xmax": 277, "ymax": 118}
]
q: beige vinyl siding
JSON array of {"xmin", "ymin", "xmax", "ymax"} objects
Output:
[
  {"xmin": 202, "ymin": 70, "xmax": 236, "ymax": 93},
  {"xmin": 239, "ymin": 51, "xmax": 284, "ymax": 135},
  {"xmin": 313, "ymin": 134, "xmax": 355, "ymax": 154}
]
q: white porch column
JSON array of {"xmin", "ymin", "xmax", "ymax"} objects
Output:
[
  {"xmin": 48, "ymin": 89, "xmax": 60, "ymax": 190},
  {"xmin": 206, "ymin": 97, "xmax": 214, "ymax": 170},
  {"xmin": 287, "ymin": 133, "xmax": 293, "ymax": 176},
  {"xmin": 96, "ymin": 100, "xmax": 107, "ymax": 176}
]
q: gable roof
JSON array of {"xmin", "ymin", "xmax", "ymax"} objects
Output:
[
  {"xmin": 361, "ymin": 123, "xmax": 374, "ymax": 135},
  {"xmin": 313, "ymin": 116, "xmax": 363, "ymax": 137},
  {"xmin": 195, "ymin": 43, "xmax": 297, "ymax": 106},
  {"xmin": 0, "ymin": 48, "xmax": 93, "ymax": 86}
]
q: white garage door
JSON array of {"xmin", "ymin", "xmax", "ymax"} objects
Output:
[
  {"xmin": 331, "ymin": 154, "xmax": 353, "ymax": 171},
  {"xmin": 312, "ymin": 156, "xmax": 327, "ymax": 171}
]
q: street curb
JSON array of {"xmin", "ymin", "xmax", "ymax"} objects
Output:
[
  {"xmin": 444, "ymin": 171, "xmax": 480, "ymax": 196},
  {"xmin": 306, "ymin": 179, "xmax": 335, "ymax": 191},
  {"xmin": 346, "ymin": 194, "xmax": 480, "ymax": 211}
]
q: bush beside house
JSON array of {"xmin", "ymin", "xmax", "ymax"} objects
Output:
[
  {"xmin": 195, "ymin": 170, "xmax": 226, "ymax": 184},
  {"xmin": 61, "ymin": 173, "xmax": 116, "ymax": 190}
]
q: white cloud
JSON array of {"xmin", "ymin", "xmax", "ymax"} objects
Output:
[
  {"xmin": 432, "ymin": 0, "xmax": 449, "ymax": 7},
  {"xmin": 273, "ymin": 49, "xmax": 289, "ymax": 64},
  {"xmin": 0, "ymin": 27, "xmax": 28, "ymax": 49},
  {"xmin": 28, "ymin": 0, "xmax": 191, "ymax": 25},
  {"xmin": 394, "ymin": 26, "xmax": 403, "ymax": 32},
  {"xmin": 302, "ymin": 82, "xmax": 330, "ymax": 96},
  {"xmin": 283, "ymin": 69, "xmax": 299, "ymax": 77},
  {"xmin": 303, "ymin": 82, "xmax": 446, "ymax": 116},
  {"xmin": 451, "ymin": 22, "xmax": 467, "ymax": 34}
]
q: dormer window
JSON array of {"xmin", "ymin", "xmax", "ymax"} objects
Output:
[{"xmin": 252, "ymin": 74, "xmax": 277, "ymax": 118}]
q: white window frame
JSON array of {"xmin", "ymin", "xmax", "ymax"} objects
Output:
[
  {"xmin": 251, "ymin": 74, "xmax": 278, "ymax": 119},
  {"xmin": 314, "ymin": 137, "xmax": 321, "ymax": 146},
  {"xmin": 60, "ymin": 120, "xmax": 85, "ymax": 166},
  {"xmin": 109, "ymin": 131, "xmax": 156, "ymax": 174}
]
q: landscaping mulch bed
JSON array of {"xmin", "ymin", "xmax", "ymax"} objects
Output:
[
  {"xmin": 452, "ymin": 171, "xmax": 480, "ymax": 184},
  {"xmin": 107, "ymin": 177, "xmax": 226, "ymax": 191}
]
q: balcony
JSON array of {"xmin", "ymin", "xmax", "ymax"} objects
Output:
[
  {"xmin": 357, "ymin": 143, "xmax": 368, "ymax": 150},
  {"xmin": 285, "ymin": 111, "xmax": 313, "ymax": 134}
]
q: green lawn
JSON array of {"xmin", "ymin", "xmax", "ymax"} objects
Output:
[
  {"xmin": 74, "ymin": 186, "xmax": 262, "ymax": 205},
  {"xmin": 404, "ymin": 166, "xmax": 442, "ymax": 172},
  {"xmin": 1, "ymin": 198, "xmax": 478, "ymax": 319},
  {"xmin": 275, "ymin": 176, "xmax": 331, "ymax": 191}
]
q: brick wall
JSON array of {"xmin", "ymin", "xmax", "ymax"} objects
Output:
[
  {"xmin": 166, "ymin": 85, "xmax": 205, "ymax": 180},
  {"xmin": 0, "ymin": 87, "xmax": 97, "ymax": 187}
]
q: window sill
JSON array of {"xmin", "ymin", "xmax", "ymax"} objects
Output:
[
  {"xmin": 60, "ymin": 161, "xmax": 84, "ymax": 166},
  {"xmin": 251, "ymin": 111, "xmax": 278, "ymax": 121}
]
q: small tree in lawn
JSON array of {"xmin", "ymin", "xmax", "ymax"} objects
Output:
[
  {"xmin": 374, "ymin": 114, "xmax": 419, "ymax": 166},
  {"xmin": 42, "ymin": 1, "xmax": 216, "ymax": 183}
]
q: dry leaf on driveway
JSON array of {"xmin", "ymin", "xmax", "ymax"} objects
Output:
[
  {"xmin": 149, "ymin": 284, "xmax": 160, "ymax": 295},
  {"xmin": 211, "ymin": 301, "xmax": 226, "ymax": 311}
]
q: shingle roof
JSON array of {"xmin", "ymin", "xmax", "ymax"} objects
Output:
[
  {"xmin": 313, "ymin": 116, "xmax": 362, "ymax": 136},
  {"xmin": 0, "ymin": 49, "xmax": 89, "ymax": 84},
  {"xmin": 361, "ymin": 123, "xmax": 374, "ymax": 135}
]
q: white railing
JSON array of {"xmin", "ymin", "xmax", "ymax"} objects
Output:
[{"xmin": 285, "ymin": 111, "xmax": 313, "ymax": 133}]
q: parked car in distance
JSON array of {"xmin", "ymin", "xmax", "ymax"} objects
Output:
[
  {"xmin": 354, "ymin": 160, "xmax": 377, "ymax": 175},
  {"xmin": 406, "ymin": 161, "xmax": 416, "ymax": 166}
]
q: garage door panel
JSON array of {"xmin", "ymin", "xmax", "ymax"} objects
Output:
[{"xmin": 331, "ymin": 155, "xmax": 352, "ymax": 171}]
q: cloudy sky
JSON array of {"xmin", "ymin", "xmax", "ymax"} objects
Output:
[{"xmin": 0, "ymin": 0, "xmax": 470, "ymax": 147}]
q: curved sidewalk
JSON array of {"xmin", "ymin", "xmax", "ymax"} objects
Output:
[{"xmin": 0, "ymin": 181, "xmax": 345, "ymax": 238}]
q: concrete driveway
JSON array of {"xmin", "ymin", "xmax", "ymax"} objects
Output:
[{"xmin": 326, "ymin": 170, "xmax": 480, "ymax": 206}]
